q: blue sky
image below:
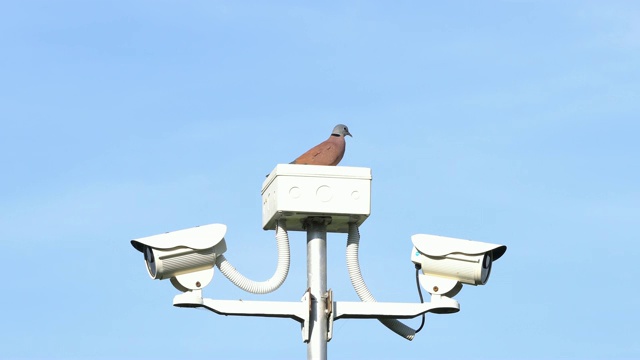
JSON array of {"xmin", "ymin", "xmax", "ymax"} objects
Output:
[{"xmin": 1, "ymin": 1, "xmax": 639, "ymax": 359}]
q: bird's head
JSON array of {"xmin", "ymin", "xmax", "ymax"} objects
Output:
[{"xmin": 332, "ymin": 124, "xmax": 352, "ymax": 138}]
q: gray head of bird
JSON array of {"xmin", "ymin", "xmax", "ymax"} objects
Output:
[{"xmin": 332, "ymin": 124, "xmax": 352, "ymax": 138}]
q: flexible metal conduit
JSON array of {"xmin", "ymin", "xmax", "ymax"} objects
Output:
[
  {"xmin": 346, "ymin": 222, "xmax": 416, "ymax": 341},
  {"xmin": 215, "ymin": 219, "xmax": 290, "ymax": 294}
]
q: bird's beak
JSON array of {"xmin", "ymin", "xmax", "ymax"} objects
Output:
[{"xmin": 346, "ymin": 131, "xmax": 352, "ymax": 137}]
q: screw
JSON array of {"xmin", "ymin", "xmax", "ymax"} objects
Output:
[
  {"xmin": 196, "ymin": 281, "xmax": 201, "ymax": 288},
  {"xmin": 433, "ymin": 286, "xmax": 439, "ymax": 292}
]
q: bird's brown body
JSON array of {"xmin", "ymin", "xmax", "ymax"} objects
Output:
[{"xmin": 291, "ymin": 124, "xmax": 352, "ymax": 166}]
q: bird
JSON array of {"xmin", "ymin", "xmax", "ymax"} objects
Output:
[{"xmin": 290, "ymin": 124, "xmax": 352, "ymax": 166}]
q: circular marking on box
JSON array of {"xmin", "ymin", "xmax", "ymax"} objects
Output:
[
  {"xmin": 316, "ymin": 185, "xmax": 333, "ymax": 202},
  {"xmin": 351, "ymin": 190, "xmax": 360, "ymax": 200},
  {"xmin": 289, "ymin": 186, "xmax": 302, "ymax": 199}
]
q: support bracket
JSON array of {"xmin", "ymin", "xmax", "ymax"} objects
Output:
[
  {"xmin": 174, "ymin": 289, "xmax": 312, "ymax": 342},
  {"xmin": 326, "ymin": 289, "xmax": 334, "ymax": 341},
  {"xmin": 333, "ymin": 297, "xmax": 460, "ymax": 320}
]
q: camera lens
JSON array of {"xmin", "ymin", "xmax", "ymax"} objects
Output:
[
  {"xmin": 482, "ymin": 253, "xmax": 491, "ymax": 269},
  {"xmin": 144, "ymin": 246, "xmax": 157, "ymax": 278}
]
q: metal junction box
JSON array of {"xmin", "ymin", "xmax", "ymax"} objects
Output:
[{"xmin": 262, "ymin": 164, "xmax": 371, "ymax": 233}]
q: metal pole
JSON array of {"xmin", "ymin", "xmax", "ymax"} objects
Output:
[{"xmin": 306, "ymin": 217, "xmax": 329, "ymax": 360}]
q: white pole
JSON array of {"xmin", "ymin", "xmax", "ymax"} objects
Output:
[{"xmin": 306, "ymin": 217, "xmax": 329, "ymax": 360}]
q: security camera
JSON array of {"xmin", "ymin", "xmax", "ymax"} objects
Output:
[
  {"xmin": 410, "ymin": 234, "xmax": 506, "ymax": 299},
  {"xmin": 131, "ymin": 224, "xmax": 228, "ymax": 292}
]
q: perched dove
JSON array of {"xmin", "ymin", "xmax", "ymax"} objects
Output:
[{"xmin": 290, "ymin": 124, "xmax": 352, "ymax": 166}]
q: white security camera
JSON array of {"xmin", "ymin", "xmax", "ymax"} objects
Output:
[
  {"xmin": 410, "ymin": 234, "xmax": 506, "ymax": 299},
  {"xmin": 131, "ymin": 224, "xmax": 228, "ymax": 292}
]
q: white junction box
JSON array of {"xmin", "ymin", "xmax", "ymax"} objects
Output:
[{"xmin": 262, "ymin": 164, "xmax": 371, "ymax": 233}]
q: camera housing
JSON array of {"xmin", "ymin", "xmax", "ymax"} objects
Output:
[
  {"xmin": 411, "ymin": 234, "xmax": 506, "ymax": 298},
  {"xmin": 131, "ymin": 224, "xmax": 228, "ymax": 291}
]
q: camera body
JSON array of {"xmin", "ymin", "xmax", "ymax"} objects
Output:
[
  {"xmin": 411, "ymin": 234, "xmax": 506, "ymax": 297},
  {"xmin": 131, "ymin": 224, "xmax": 228, "ymax": 291}
]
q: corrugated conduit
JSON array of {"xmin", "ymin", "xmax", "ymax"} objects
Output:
[
  {"xmin": 346, "ymin": 222, "xmax": 416, "ymax": 341},
  {"xmin": 215, "ymin": 219, "xmax": 290, "ymax": 294}
]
